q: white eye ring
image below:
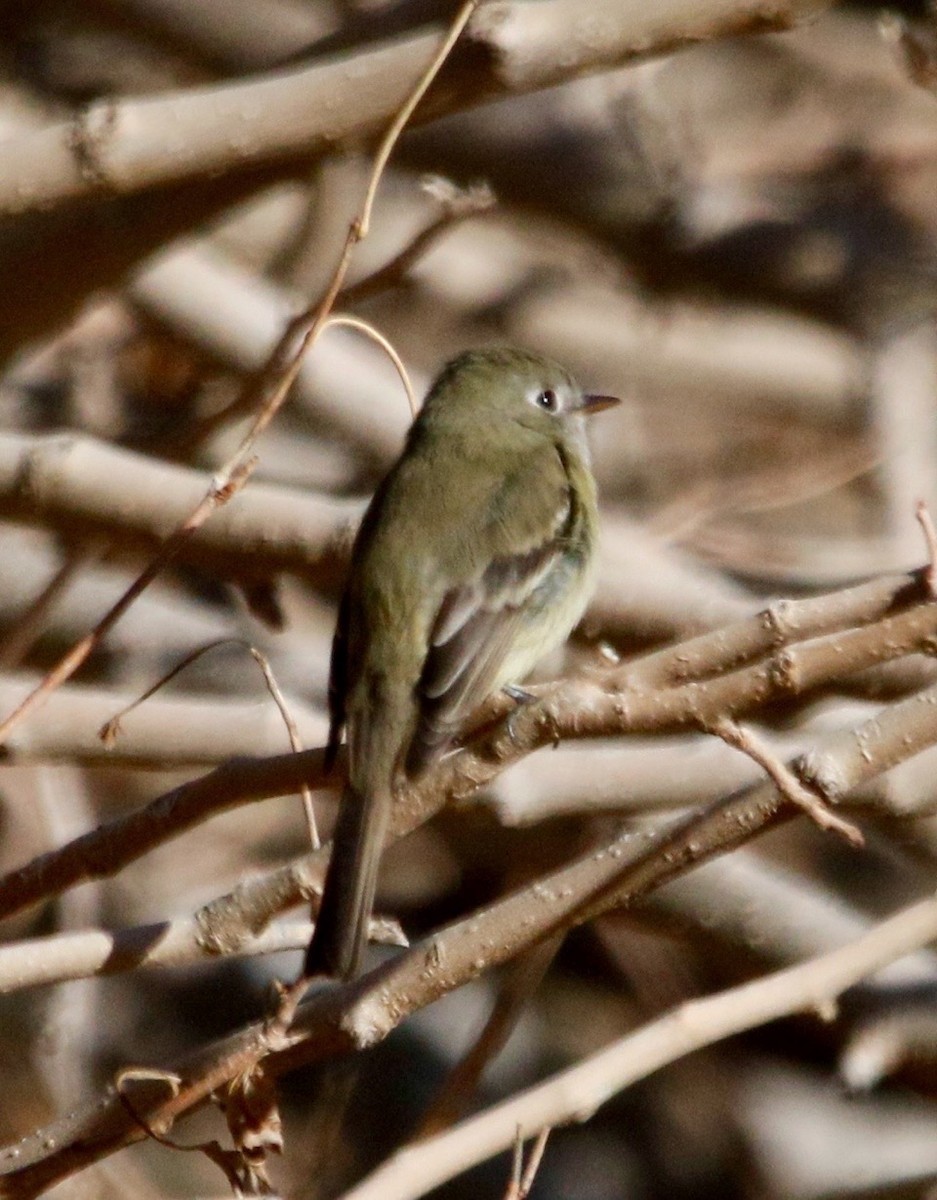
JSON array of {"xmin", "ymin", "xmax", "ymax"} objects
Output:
[{"xmin": 534, "ymin": 388, "xmax": 559, "ymax": 412}]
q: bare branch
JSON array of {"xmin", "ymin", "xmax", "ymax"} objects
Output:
[
  {"xmin": 0, "ymin": 0, "xmax": 834, "ymax": 217},
  {"xmin": 6, "ymin": 573, "xmax": 937, "ymax": 923},
  {"xmin": 340, "ymin": 891, "xmax": 937, "ymax": 1200},
  {"xmin": 8, "ymin": 665, "xmax": 937, "ymax": 1192},
  {"xmin": 0, "ymin": 430, "xmax": 363, "ymax": 577},
  {"xmin": 0, "ymin": 748, "xmax": 329, "ymax": 922},
  {"xmin": 0, "ymin": 914, "xmax": 406, "ymax": 996},
  {"xmin": 705, "ymin": 716, "xmax": 864, "ymax": 845},
  {"xmin": 0, "ymin": 675, "xmax": 326, "ymax": 767}
]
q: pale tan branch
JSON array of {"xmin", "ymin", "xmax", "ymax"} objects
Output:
[
  {"xmin": 0, "ymin": 749, "xmax": 330, "ymax": 921},
  {"xmin": 0, "ymin": 913, "xmax": 406, "ymax": 996},
  {"xmin": 513, "ymin": 284, "xmax": 863, "ymax": 426},
  {"xmin": 0, "ymin": 431, "xmax": 364, "ymax": 580},
  {"xmin": 5, "ymin": 576, "xmax": 937, "ymax": 924},
  {"xmin": 7, "ymin": 652, "xmax": 937, "ymax": 1195},
  {"xmin": 340, "ymin": 891, "xmax": 937, "ymax": 1200},
  {"xmin": 0, "ymin": 0, "xmax": 833, "ymax": 217},
  {"xmin": 647, "ymin": 851, "xmax": 937, "ymax": 984},
  {"xmin": 0, "ymin": 675, "xmax": 327, "ymax": 766}
]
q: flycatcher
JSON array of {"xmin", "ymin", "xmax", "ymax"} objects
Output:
[{"xmin": 304, "ymin": 347, "xmax": 618, "ymax": 979}]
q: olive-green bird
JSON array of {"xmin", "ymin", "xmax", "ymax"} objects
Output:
[{"xmin": 304, "ymin": 347, "xmax": 618, "ymax": 980}]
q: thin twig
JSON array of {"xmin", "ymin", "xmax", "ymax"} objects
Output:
[
  {"xmin": 0, "ymin": 544, "xmax": 99, "ymax": 670},
  {"xmin": 166, "ymin": 178, "xmax": 492, "ymax": 453},
  {"xmin": 249, "ymin": 648, "xmax": 319, "ymax": 850},
  {"xmin": 0, "ymin": 0, "xmax": 481, "ymax": 752},
  {"xmin": 116, "ymin": 1069, "xmax": 264, "ymax": 1195},
  {"xmin": 114, "ymin": 1069, "xmax": 184, "ymax": 1147},
  {"xmin": 518, "ymin": 1128, "xmax": 550, "ymax": 1199},
  {"xmin": 98, "ymin": 637, "xmax": 320, "ymax": 849},
  {"xmin": 916, "ymin": 498, "xmax": 937, "ymax": 598},
  {"xmin": 356, "ymin": 0, "xmax": 481, "ymax": 241},
  {"xmin": 97, "ymin": 637, "xmax": 243, "ymax": 745},
  {"xmin": 323, "ymin": 314, "xmax": 418, "ymax": 419},
  {"xmin": 338, "ymin": 178, "xmax": 496, "ymax": 307},
  {"xmin": 507, "ymin": 1129, "xmax": 523, "ymax": 1200},
  {"xmin": 706, "ymin": 716, "xmax": 864, "ymax": 846},
  {"xmin": 503, "ymin": 1126, "xmax": 551, "ymax": 1200},
  {"xmin": 0, "ymin": 462, "xmax": 255, "ymax": 747}
]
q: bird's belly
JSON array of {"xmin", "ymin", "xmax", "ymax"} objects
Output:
[{"xmin": 492, "ymin": 553, "xmax": 595, "ymax": 691}]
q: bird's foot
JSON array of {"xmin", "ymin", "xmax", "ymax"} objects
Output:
[{"xmin": 503, "ymin": 684, "xmax": 536, "ymax": 744}]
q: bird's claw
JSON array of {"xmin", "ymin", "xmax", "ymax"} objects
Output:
[{"xmin": 503, "ymin": 684, "xmax": 536, "ymax": 744}]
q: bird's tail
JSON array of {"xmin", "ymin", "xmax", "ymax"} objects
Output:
[{"xmin": 304, "ymin": 775, "xmax": 393, "ymax": 980}]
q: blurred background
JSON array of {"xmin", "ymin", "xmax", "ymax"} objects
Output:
[{"xmin": 3, "ymin": 1, "xmax": 937, "ymax": 1197}]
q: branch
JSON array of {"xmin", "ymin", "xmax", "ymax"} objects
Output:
[
  {"xmin": 0, "ymin": 0, "xmax": 833, "ymax": 217},
  {"xmin": 0, "ymin": 675, "xmax": 326, "ymax": 766},
  {"xmin": 8, "ymin": 664, "xmax": 937, "ymax": 1193},
  {"xmin": 617, "ymin": 570, "xmax": 924, "ymax": 690},
  {"xmin": 487, "ymin": 709, "xmax": 937, "ymax": 826},
  {"xmin": 514, "ymin": 283, "xmax": 863, "ymax": 426},
  {"xmin": 0, "ymin": 0, "xmax": 478, "ymax": 752},
  {"xmin": 3, "ymin": 570, "xmax": 937, "ymax": 923},
  {"xmin": 705, "ymin": 716, "xmax": 863, "ymax": 844},
  {"xmin": 0, "ymin": 749, "xmax": 330, "ymax": 922},
  {"xmin": 0, "ymin": 430, "xmax": 364, "ymax": 583},
  {"xmin": 647, "ymin": 850, "xmax": 937, "ymax": 984},
  {"xmin": 0, "ymin": 914, "xmax": 406, "ymax": 996},
  {"xmin": 339, "ymin": 890, "xmax": 937, "ymax": 1200}
]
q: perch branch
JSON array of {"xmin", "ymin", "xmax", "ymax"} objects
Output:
[{"xmin": 339, "ymin": 890, "xmax": 937, "ymax": 1200}]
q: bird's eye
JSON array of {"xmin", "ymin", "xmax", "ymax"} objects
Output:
[{"xmin": 534, "ymin": 388, "xmax": 558, "ymax": 412}]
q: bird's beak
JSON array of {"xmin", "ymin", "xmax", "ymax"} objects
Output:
[{"xmin": 575, "ymin": 393, "xmax": 620, "ymax": 415}]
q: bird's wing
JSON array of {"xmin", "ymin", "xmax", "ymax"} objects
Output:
[
  {"xmin": 405, "ymin": 472, "xmax": 574, "ymax": 777},
  {"xmin": 324, "ymin": 587, "xmax": 351, "ymax": 773}
]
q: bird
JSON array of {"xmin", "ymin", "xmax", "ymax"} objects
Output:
[{"xmin": 304, "ymin": 347, "xmax": 618, "ymax": 980}]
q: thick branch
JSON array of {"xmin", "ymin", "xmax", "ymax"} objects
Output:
[
  {"xmin": 0, "ymin": 0, "xmax": 833, "ymax": 217},
  {"xmin": 0, "ymin": 914, "xmax": 406, "ymax": 995},
  {"xmin": 0, "ymin": 431, "xmax": 363, "ymax": 583},
  {"xmin": 0, "ymin": 749, "xmax": 329, "ymax": 921},
  {"xmin": 0, "ymin": 678, "xmax": 927, "ymax": 1197},
  {"xmin": 0, "ymin": 676, "xmax": 326, "ymax": 766},
  {"xmin": 342, "ymin": 891, "xmax": 937, "ymax": 1200},
  {"xmin": 3, "ymin": 573, "xmax": 936, "ymax": 923}
]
